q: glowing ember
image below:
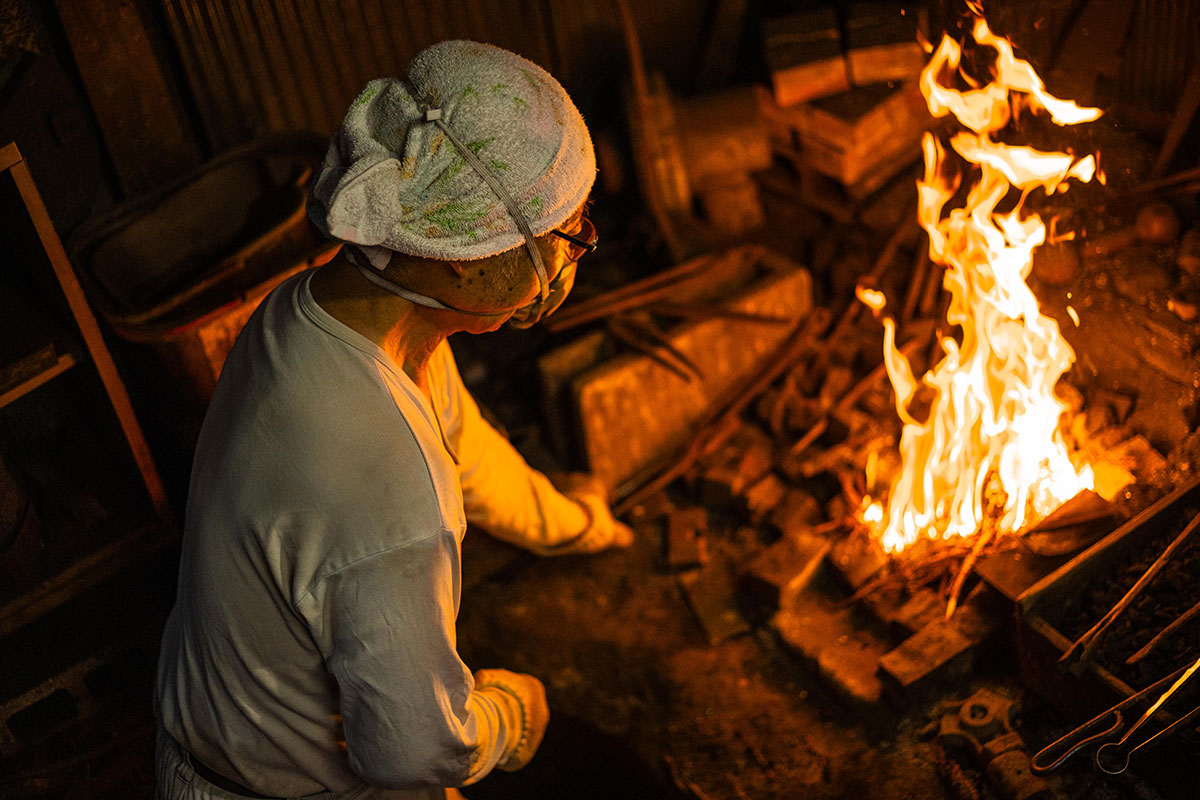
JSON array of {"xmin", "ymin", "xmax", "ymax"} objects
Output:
[{"xmin": 861, "ymin": 11, "xmax": 1099, "ymax": 554}]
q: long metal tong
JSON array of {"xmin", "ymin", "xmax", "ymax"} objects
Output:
[{"xmin": 1031, "ymin": 654, "xmax": 1200, "ymax": 776}]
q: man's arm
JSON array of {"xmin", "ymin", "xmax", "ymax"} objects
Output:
[
  {"xmin": 433, "ymin": 342, "xmax": 630, "ymax": 554},
  {"xmin": 298, "ymin": 529, "xmax": 538, "ymax": 788}
]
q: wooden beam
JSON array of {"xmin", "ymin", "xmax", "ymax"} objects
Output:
[
  {"xmin": 53, "ymin": 0, "xmax": 201, "ymax": 195},
  {"xmin": 7, "ymin": 147, "xmax": 171, "ymax": 520}
]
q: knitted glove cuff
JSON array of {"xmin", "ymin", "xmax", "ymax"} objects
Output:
[{"xmin": 476, "ymin": 681, "xmax": 531, "ymax": 767}]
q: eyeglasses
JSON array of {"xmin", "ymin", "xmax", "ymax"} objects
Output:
[
  {"xmin": 507, "ymin": 216, "xmax": 597, "ymax": 329},
  {"xmin": 550, "ymin": 216, "xmax": 598, "ymax": 262}
]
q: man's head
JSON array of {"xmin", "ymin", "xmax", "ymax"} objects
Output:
[{"xmin": 308, "ymin": 40, "xmax": 596, "ymax": 329}]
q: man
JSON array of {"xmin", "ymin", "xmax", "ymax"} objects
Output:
[{"xmin": 155, "ymin": 40, "xmax": 631, "ymax": 800}]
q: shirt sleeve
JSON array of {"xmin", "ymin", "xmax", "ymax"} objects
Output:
[
  {"xmin": 432, "ymin": 342, "xmax": 590, "ymax": 552},
  {"xmin": 297, "ymin": 529, "xmax": 522, "ymax": 789}
]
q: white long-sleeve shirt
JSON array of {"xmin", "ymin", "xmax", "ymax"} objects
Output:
[{"xmin": 155, "ymin": 269, "xmax": 586, "ymax": 798}]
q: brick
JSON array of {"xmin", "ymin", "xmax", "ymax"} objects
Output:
[
  {"xmin": 828, "ymin": 534, "xmax": 887, "ymax": 591},
  {"xmin": 877, "ymin": 619, "xmax": 974, "ymax": 704},
  {"xmin": 843, "ymin": 3, "xmax": 926, "ymax": 86},
  {"xmin": 768, "ymin": 488, "xmax": 823, "ymax": 538},
  {"xmin": 763, "ymin": 8, "xmax": 849, "ymax": 108},
  {"xmin": 875, "ymin": 585, "xmax": 1001, "ymax": 703},
  {"xmin": 739, "ymin": 531, "xmax": 831, "ymax": 616},
  {"xmin": 743, "ymin": 472, "xmax": 787, "ymax": 523},
  {"xmin": 665, "ymin": 507, "xmax": 709, "ymax": 570},
  {"xmin": 678, "ymin": 563, "xmax": 751, "ymax": 646},
  {"xmin": 698, "ymin": 430, "xmax": 775, "ymax": 509},
  {"xmin": 860, "ymin": 585, "xmax": 944, "ymax": 640},
  {"xmin": 773, "ymin": 587, "xmax": 889, "ymax": 710}
]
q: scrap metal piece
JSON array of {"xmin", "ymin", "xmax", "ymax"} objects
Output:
[{"xmin": 936, "ymin": 688, "xmax": 1055, "ymax": 800}]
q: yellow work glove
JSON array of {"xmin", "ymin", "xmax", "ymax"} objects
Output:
[
  {"xmin": 545, "ymin": 473, "xmax": 635, "ymax": 555},
  {"xmin": 473, "ymin": 668, "xmax": 550, "ymax": 771}
]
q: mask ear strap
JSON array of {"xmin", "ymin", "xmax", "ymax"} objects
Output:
[
  {"xmin": 343, "ymin": 246, "xmax": 498, "ymax": 316},
  {"xmin": 408, "ymin": 83, "xmax": 549, "ymax": 303}
]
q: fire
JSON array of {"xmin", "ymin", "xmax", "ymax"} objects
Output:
[{"xmin": 862, "ymin": 12, "xmax": 1099, "ymax": 554}]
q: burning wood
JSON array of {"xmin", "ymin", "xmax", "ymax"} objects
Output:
[{"xmin": 855, "ymin": 10, "xmax": 1104, "ymax": 556}]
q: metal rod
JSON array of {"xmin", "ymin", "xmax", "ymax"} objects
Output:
[
  {"xmin": 1126, "ymin": 597, "xmax": 1200, "ymax": 665},
  {"xmin": 1060, "ymin": 508, "xmax": 1200, "ymax": 671}
]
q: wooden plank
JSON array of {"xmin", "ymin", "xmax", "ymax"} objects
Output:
[
  {"xmin": 0, "ymin": 352, "xmax": 77, "ymax": 410},
  {"xmin": 53, "ymin": 0, "xmax": 200, "ymax": 195},
  {"xmin": 0, "ymin": 143, "xmax": 21, "ymax": 173},
  {"xmin": 6, "ymin": 150, "xmax": 170, "ymax": 520},
  {"xmin": 0, "ymin": 521, "xmax": 167, "ymax": 639}
]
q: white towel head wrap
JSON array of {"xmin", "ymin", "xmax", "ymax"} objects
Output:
[{"xmin": 308, "ymin": 40, "xmax": 596, "ymax": 265}]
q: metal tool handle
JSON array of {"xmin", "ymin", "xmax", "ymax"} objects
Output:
[
  {"xmin": 1030, "ymin": 710, "xmax": 1122, "ymax": 775},
  {"xmin": 1095, "ymin": 654, "xmax": 1200, "ymax": 775}
]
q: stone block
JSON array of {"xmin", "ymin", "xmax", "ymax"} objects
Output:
[{"xmin": 678, "ymin": 563, "xmax": 751, "ymax": 646}]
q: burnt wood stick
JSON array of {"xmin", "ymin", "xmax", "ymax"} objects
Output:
[
  {"xmin": 1126, "ymin": 597, "xmax": 1200, "ymax": 665},
  {"xmin": 643, "ymin": 302, "xmax": 793, "ymax": 325},
  {"xmin": 1103, "ymin": 166, "xmax": 1200, "ymax": 209},
  {"xmin": 546, "ymin": 256, "xmax": 718, "ymax": 332},
  {"xmin": 1060, "ymin": 508, "xmax": 1200, "ymax": 671},
  {"xmin": 901, "ymin": 244, "xmax": 928, "ymax": 324},
  {"xmin": 945, "ymin": 521, "xmax": 997, "ymax": 620},
  {"xmin": 1152, "ymin": 66, "xmax": 1200, "ymax": 177}
]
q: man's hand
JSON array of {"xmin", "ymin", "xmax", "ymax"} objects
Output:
[
  {"xmin": 548, "ymin": 473, "xmax": 634, "ymax": 554},
  {"xmin": 473, "ymin": 669, "xmax": 549, "ymax": 771}
]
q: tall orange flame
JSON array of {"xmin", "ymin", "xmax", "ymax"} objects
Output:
[{"xmin": 863, "ymin": 13, "xmax": 1099, "ymax": 553}]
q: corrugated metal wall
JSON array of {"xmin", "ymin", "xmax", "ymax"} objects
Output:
[
  {"xmin": 160, "ymin": 0, "xmax": 706, "ymax": 152},
  {"xmin": 1119, "ymin": 0, "xmax": 1196, "ymax": 112},
  {"xmin": 975, "ymin": 0, "xmax": 1195, "ymax": 114}
]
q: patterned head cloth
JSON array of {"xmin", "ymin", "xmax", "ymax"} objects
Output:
[{"xmin": 308, "ymin": 40, "xmax": 596, "ymax": 266}]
